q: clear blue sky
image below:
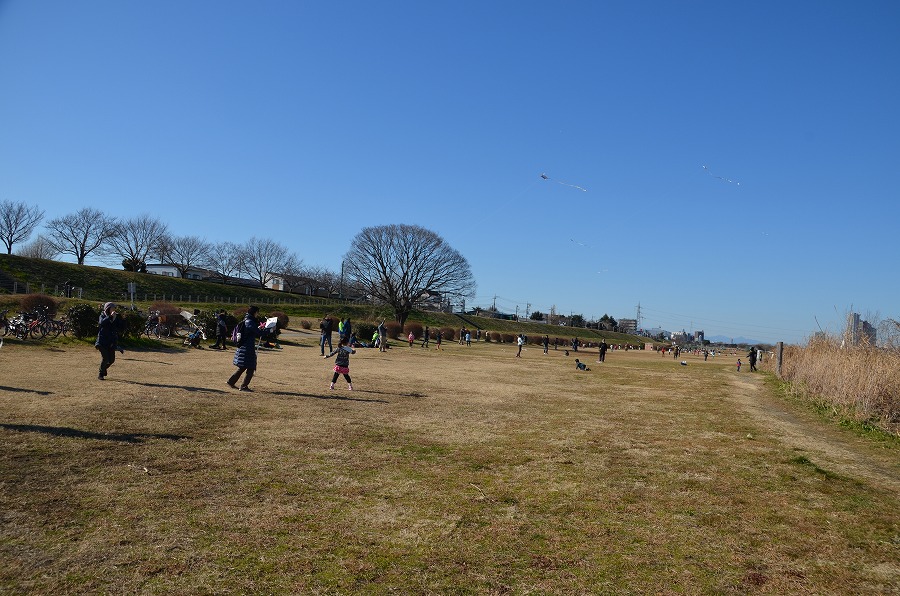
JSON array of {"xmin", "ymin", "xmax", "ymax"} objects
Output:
[{"xmin": 2, "ymin": 1, "xmax": 898, "ymax": 344}]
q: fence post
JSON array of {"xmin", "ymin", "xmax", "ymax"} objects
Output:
[{"xmin": 776, "ymin": 342, "xmax": 783, "ymax": 379}]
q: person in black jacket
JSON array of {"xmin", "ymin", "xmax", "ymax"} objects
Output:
[
  {"xmin": 96, "ymin": 302, "xmax": 125, "ymax": 380},
  {"xmin": 319, "ymin": 315, "xmax": 334, "ymax": 356},
  {"xmin": 227, "ymin": 306, "xmax": 263, "ymax": 391},
  {"xmin": 210, "ymin": 310, "xmax": 228, "ymax": 349}
]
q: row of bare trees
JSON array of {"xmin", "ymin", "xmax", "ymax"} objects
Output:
[
  {"xmin": 0, "ymin": 201, "xmax": 341, "ymax": 294},
  {"xmin": 3, "ymin": 201, "xmax": 478, "ymax": 325}
]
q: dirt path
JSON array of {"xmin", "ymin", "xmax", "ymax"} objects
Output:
[{"xmin": 729, "ymin": 373, "xmax": 900, "ymax": 495}]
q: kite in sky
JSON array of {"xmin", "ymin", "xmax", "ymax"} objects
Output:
[
  {"xmin": 702, "ymin": 165, "xmax": 741, "ymax": 186},
  {"xmin": 541, "ymin": 173, "xmax": 587, "ymax": 192}
]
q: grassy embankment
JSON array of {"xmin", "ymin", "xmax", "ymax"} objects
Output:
[{"xmin": 0, "ymin": 253, "xmax": 648, "ymax": 346}]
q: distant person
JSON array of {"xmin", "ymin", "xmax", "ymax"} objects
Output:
[
  {"xmin": 378, "ymin": 320, "xmax": 387, "ymax": 352},
  {"xmin": 575, "ymin": 358, "xmax": 590, "ymax": 371},
  {"xmin": 737, "ymin": 358, "xmax": 742, "ymax": 372},
  {"xmin": 703, "ymin": 349, "xmax": 709, "ymax": 361},
  {"xmin": 748, "ymin": 348, "xmax": 758, "ymax": 372},
  {"xmin": 516, "ymin": 334, "xmax": 524, "ymax": 358},
  {"xmin": 95, "ymin": 302, "xmax": 125, "ymax": 380},
  {"xmin": 572, "ymin": 337, "xmax": 579, "ymax": 352},
  {"xmin": 408, "ymin": 331, "xmax": 415, "ymax": 347},
  {"xmin": 227, "ymin": 305, "xmax": 263, "ymax": 391},
  {"xmin": 319, "ymin": 315, "xmax": 334, "ymax": 356},
  {"xmin": 339, "ymin": 317, "xmax": 352, "ymax": 343},
  {"xmin": 465, "ymin": 330, "xmax": 471, "ymax": 346},
  {"xmin": 325, "ymin": 337, "xmax": 356, "ymax": 390},
  {"xmin": 598, "ymin": 340, "xmax": 608, "ymax": 362},
  {"xmin": 435, "ymin": 330, "xmax": 442, "ymax": 351},
  {"xmin": 542, "ymin": 334, "xmax": 549, "ymax": 354},
  {"xmin": 421, "ymin": 326, "xmax": 430, "ymax": 348},
  {"xmin": 211, "ymin": 310, "xmax": 228, "ymax": 350}
]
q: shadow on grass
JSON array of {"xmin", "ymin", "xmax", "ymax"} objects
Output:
[
  {"xmin": 0, "ymin": 385, "xmax": 54, "ymax": 396},
  {"xmin": 119, "ymin": 357, "xmax": 175, "ymax": 366},
  {"xmin": 1, "ymin": 423, "xmax": 189, "ymax": 443},
  {"xmin": 110, "ymin": 379, "xmax": 229, "ymax": 394},
  {"xmin": 267, "ymin": 390, "xmax": 389, "ymax": 404}
]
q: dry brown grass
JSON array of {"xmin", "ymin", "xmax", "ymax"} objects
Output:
[
  {"xmin": 764, "ymin": 336, "xmax": 900, "ymax": 435},
  {"xmin": 1, "ymin": 335, "xmax": 898, "ymax": 594}
]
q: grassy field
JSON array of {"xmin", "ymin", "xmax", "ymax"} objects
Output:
[{"xmin": 1, "ymin": 331, "xmax": 897, "ymax": 594}]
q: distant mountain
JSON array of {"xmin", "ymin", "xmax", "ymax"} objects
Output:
[{"xmin": 706, "ymin": 335, "xmax": 765, "ymax": 346}]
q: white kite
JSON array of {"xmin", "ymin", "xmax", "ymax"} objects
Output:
[
  {"xmin": 702, "ymin": 165, "xmax": 741, "ymax": 186},
  {"xmin": 541, "ymin": 173, "xmax": 587, "ymax": 192}
]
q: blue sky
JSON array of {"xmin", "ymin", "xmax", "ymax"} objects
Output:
[{"xmin": 1, "ymin": 1, "xmax": 898, "ymax": 344}]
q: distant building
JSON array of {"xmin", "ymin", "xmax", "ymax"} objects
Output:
[
  {"xmin": 845, "ymin": 312, "xmax": 877, "ymax": 346},
  {"xmin": 618, "ymin": 318, "xmax": 637, "ymax": 334}
]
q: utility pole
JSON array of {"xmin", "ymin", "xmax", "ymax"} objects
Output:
[
  {"xmin": 525, "ymin": 303, "xmax": 531, "ymax": 319},
  {"xmin": 635, "ymin": 302, "xmax": 642, "ymax": 329}
]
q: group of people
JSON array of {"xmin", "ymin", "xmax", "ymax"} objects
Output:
[{"xmin": 94, "ymin": 304, "xmax": 630, "ymax": 391}]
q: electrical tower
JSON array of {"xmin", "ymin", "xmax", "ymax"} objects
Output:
[{"xmin": 635, "ymin": 302, "xmax": 642, "ymax": 329}]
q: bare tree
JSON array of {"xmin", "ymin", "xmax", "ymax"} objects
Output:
[
  {"xmin": 0, "ymin": 200, "xmax": 45, "ymax": 254},
  {"xmin": 16, "ymin": 234, "xmax": 60, "ymax": 260},
  {"xmin": 344, "ymin": 224, "xmax": 475, "ymax": 326},
  {"xmin": 239, "ymin": 237, "xmax": 289, "ymax": 288},
  {"xmin": 45, "ymin": 208, "xmax": 118, "ymax": 265},
  {"xmin": 299, "ymin": 265, "xmax": 340, "ymax": 297},
  {"xmin": 108, "ymin": 214, "xmax": 168, "ymax": 272},
  {"xmin": 162, "ymin": 234, "xmax": 211, "ymax": 278},
  {"xmin": 204, "ymin": 241, "xmax": 244, "ymax": 284},
  {"xmin": 279, "ymin": 253, "xmax": 307, "ymax": 293}
]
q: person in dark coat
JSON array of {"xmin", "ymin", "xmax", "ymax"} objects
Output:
[
  {"xmin": 210, "ymin": 310, "xmax": 228, "ymax": 349},
  {"xmin": 95, "ymin": 302, "xmax": 125, "ymax": 380},
  {"xmin": 319, "ymin": 315, "xmax": 334, "ymax": 356},
  {"xmin": 598, "ymin": 340, "xmax": 608, "ymax": 362},
  {"xmin": 227, "ymin": 305, "xmax": 263, "ymax": 391}
]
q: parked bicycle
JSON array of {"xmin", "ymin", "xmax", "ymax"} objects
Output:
[{"xmin": 143, "ymin": 311, "xmax": 171, "ymax": 339}]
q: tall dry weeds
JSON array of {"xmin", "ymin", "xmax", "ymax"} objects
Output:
[{"xmin": 763, "ymin": 335, "xmax": 900, "ymax": 435}]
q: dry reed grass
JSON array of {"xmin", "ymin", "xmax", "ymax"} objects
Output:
[{"xmin": 764, "ymin": 336, "xmax": 900, "ymax": 435}]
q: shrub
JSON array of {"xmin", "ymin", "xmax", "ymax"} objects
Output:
[
  {"xmin": 384, "ymin": 321, "xmax": 402, "ymax": 339},
  {"xmin": 269, "ymin": 310, "xmax": 289, "ymax": 330},
  {"xmin": 300, "ymin": 319, "xmax": 312, "ymax": 330},
  {"xmin": 356, "ymin": 322, "xmax": 377, "ymax": 343},
  {"xmin": 151, "ymin": 301, "xmax": 183, "ymax": 327},
  {"xmin": 404, "ymin": 322, "xmax": 423, "ymax": 340},
  {"xmin": 439, "ymin": 327, "xmax": 455, "ymax": 342},
  {"xmin": 117, "ymin": 309, "xmax": 145, "ymax": 339},
  {"xmin": 482, "ymin": 331, "xmax": 492, "ymax": 342},
  {"xmin": 502, "ymin": 333, "xmax": 516, "ymax": 344},
  {"xmin": 20, "ymin": 294, "xmax": 59, "ymax": 317},
  {"xmin": 192, "ymin": 310, "xmax": 220, "ymax": 337},
  {"xmin": 67, "ymin": 303, "xmax": 100, "ymax": 339},
  {"xmin": 490, "ymin": 332, "xmax": 502, "ymax": 342}
]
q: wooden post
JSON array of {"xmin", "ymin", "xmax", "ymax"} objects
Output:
[{"xmin": 776, "ymin": 342, "xmax": 784, "ymax": 379}]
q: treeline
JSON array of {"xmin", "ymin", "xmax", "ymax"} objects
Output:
[{"xmin": 0, "ymin": 201, "xmax": 349, "ymax": 296}]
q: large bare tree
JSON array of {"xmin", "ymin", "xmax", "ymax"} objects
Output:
[
  {"xmin": 162, "ymin": 234, "xmax": 211, "ymax": 278},
  {"xmin": 239, "ymin": 237, "xmax": 289, "ymax": 288},
  {"xmin": 45, "ymin": 207, "xmax": 118, "ymax": 265},
  {"xmin": 344, "ymin": 224, "xmax": 475, "ymax": 326},
  {"xmin": 108, "ymin": 214, "xmax": 168, "ymax": 271},
  {"xmin": 204, "ymin": 241, "xmax": 244, "ymax": 284},
  {"xmin": 0, "ymin": 200, "xmax": 45, "ymax": 254}
]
